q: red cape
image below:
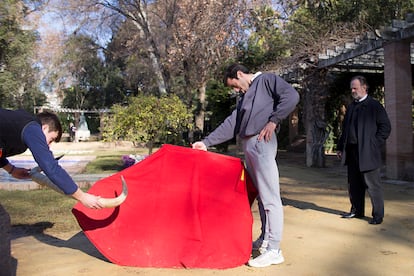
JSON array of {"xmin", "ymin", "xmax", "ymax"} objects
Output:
[{"xmin": 72, "ymin": 144, "xmax": 256, "ymax": 268}]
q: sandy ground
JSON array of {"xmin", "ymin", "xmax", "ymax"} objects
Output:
[{"xmin": 8, "ymin": 143, "xmax": 414, "ymax": 276}]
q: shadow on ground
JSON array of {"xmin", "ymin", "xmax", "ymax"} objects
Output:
[{"xmin": 11, "ymin": 222, "xmax": 108, "ymax": 261}]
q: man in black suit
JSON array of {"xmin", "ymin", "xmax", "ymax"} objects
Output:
[{"xmin": 337, "ymin": 76, "xmax": 391, "ymax": 225}]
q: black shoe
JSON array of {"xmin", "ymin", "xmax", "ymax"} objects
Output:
[
  {"xmin": 341, "ymin": 212, "xmax": 364, "ymax": 219},
  {"xmin": 369, "ymin": 218, "xmax": 383, "ymax": 225}
]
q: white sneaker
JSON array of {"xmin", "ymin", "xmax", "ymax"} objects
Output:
[
  {"xmin": 252, "ymin": 239, "xmax": 268, "ymax": 254},
  {"xmin": 248, "ymin": 249, "xmax": 284, "ymax": 268}
]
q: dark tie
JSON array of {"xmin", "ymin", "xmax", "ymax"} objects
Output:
[{"xmin": 234, "ymin": 94, "xmax": 244, "ymax": 138}]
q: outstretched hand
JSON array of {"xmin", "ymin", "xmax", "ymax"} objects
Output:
[
  {"xmin": 192, "ymin": 141, "xmax": 207, "ymax": 151},
  {"xmin": 72, "ymin": 188, "xmax": 103, "ymax": 209},
  {"xmin": 11, "ymin": 167, "xmax": 31, "ymax": 179}
]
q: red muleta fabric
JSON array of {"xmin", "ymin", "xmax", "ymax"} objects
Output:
[{"xmin": 72, "ymin": 144, "xmax": 256, "ymax": 268}]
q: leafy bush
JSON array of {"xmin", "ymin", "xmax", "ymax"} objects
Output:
[{"xmin": 102, "ymin": 95, "xmax": 191, "ymax": 154}]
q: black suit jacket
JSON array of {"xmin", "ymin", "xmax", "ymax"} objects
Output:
[{"xmin": 337, "ymin": 96, "xmax": 391, "ymax": 172}]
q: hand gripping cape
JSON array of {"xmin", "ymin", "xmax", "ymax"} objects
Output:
[{"xmin": 72, "ymin": 144, "xmax": 257, "ymax": 268}]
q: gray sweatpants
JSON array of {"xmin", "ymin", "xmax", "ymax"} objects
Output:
[{"xmin": 242, "ymin": 134, "xmax": 283, "ymax": 250}]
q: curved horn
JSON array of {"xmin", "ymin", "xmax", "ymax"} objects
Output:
[
  {"xmin": 30, "ymin": 167, "xmax": 65, "ymax": 194},
  {"xmin": 97, "ymin": 175, "xmax": 128, "ymax": 208}
]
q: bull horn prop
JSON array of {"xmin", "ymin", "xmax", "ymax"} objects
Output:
[
  {"xmin": 29, "ymin": 167, "xmax": 128, "ymax": 208},
  {"xmin": 29, "ymin": 166, "xmax": 65, "ymax": 194},
  {"xmin": 97, "ymin": 175, "xmax": 128, "ymax": 208}
]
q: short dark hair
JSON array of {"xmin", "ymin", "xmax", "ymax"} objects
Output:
[
  {"xmin": 223, "ymin": 64, "xmax": 250, "ymax": 86},
  {"xmin": 351, "ymin": 75, "xmax": 369, "ymax": 91},
  {"xmin": 36, "ymin": 111, "xmax": 63, "ymax": 142}
]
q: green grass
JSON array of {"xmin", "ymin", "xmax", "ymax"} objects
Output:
[
  {"xmin": 0, "ymin": 189, "xmax": 80, "ymax": 234},
  {"xmin": 83, "ymin": 147, "xmax": 152, "ymax": 173},
  {"xmin": 83, "ymin": 154, "xmax": 125, "ymax": 173}
]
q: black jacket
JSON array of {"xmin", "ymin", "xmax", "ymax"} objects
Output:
[
  {"xmin": 337, "ymin": 96, "xmax": 391, "ymax": 172},
  {"xmin": 0, "ymin": 109, "xmax": 39, "ymax": 167}
]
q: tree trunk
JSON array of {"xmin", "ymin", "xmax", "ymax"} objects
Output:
[
  {"xmin": 311, "ymin": 120, "xmax": 329, "ymax": 167},
  {"xmin": 129, "ymin": 13, "xmax": 168, "ymax": 96},
  {"xmin": 147, "ymin": 139, "xmax": 154, "ymax": 155},
  {"xmin": 195, "ymin": 84, "xmax": 207, "ymax": 133},
  {"xmin": 304, "ymin": 69, "xmax": 329, "ymax": 167}
]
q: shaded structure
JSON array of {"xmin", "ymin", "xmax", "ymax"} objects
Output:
[{"xmin": 286, "ymin": 15, "xmax": 414, "ymax": 180}]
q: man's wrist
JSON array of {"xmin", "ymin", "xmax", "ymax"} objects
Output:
[{"xmin": 8, "ymin": 165, "xmax": 15, "ymax": 174}]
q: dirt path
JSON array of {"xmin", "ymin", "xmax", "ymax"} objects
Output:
[{"xmin": 9, "ymin": 146, "xmax": 414, "ymax": 276}]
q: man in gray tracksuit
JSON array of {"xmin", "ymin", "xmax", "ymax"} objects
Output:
[{"xmin": 193, "ymin": 63, "xmax": 300, "ymax": 267}]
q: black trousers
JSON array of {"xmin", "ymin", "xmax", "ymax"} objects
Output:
[{"xmin": 346, "ymin": 145, "xmax": 384, "ymax": 219}]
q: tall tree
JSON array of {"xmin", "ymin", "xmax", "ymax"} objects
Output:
[
  {"xmin": 59, "ymin": 34, "xmax": 108, "ymax": 109},
  {"xmin": 169, "ymin": 0, "xmax": 247, "ymax": 135},
  {"xmin": 62, "ymin": 0, "xmax": 249, "ymax": 136},
  {"xmin": 61, "ymin": 0, "xmax": 174, "ymax": 96},
  {"xmin": 0, "ymin": 0, "xmax": 46, "ymax": 110},
  {"xmin": 237, "ymin": 5, "xmax": 288, "ymax": 70},
  {"xmin": 105, "ymin": 20, "xmax": 161, "ymax": 96}
]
